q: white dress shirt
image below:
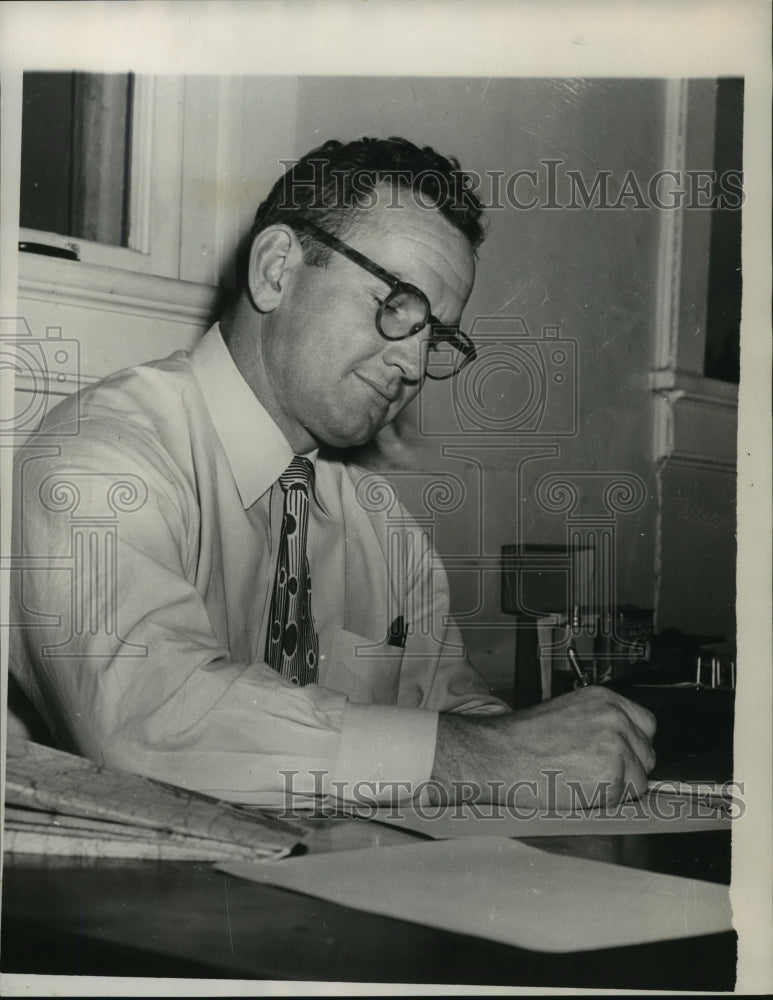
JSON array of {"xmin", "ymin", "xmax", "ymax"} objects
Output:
[{"xmin": 10, "ymin": 325, "xmax": 506, "ymax": 805}]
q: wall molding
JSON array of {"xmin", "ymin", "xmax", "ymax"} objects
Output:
[
  {"xmin": 18, "ymin": 255, "xmax": 220, "ymax": 326},
  {"xmin": 652, "ymin": 79, "xmax": 718, "ymax": 377},
  {"xmin": 654, "ymin": 79, "xmax": 689, "ymax": 372},
  {"xmin": 650, "ymin": 368, "xmax": 738, "ymax": 469},
  {"xmin": 649, "ymin": 368, "xmax": 739, "ymax": 403},
  {"xmin": 650, "ymin": 79, "xmax": 735, "ymax": 473}
]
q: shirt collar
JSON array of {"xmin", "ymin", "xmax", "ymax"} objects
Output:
[{"xmin": 191, "ymin": 324, "xmax": 323, "ymax": 509}]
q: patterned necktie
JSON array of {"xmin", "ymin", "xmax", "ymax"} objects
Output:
[{"xmin": 264, "ymin": 456, "xmax": 319, "ymax": 686}]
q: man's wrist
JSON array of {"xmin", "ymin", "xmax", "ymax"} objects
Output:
[{"xmin": 431, "ymin": 711, "xmax": 502, "ymax": 803}]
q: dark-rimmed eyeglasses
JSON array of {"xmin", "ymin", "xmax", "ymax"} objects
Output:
[{"xmin": 292, "ymin": 218, "xmax": 477, "ymax": 380}]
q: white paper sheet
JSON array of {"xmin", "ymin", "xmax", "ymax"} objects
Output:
[{"xmin": 220, "ymin": 835, "xmax": 733, "ymax": 953}]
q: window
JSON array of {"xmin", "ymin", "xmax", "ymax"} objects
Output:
[
  {"xmin": 18, "ymin": 72, "xmax": 185, "ymax": 278},
  {"xmin": 21, "ymin": 72, "xmax": 134, "ymax": 248}
]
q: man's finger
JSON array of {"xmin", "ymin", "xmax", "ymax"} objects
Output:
[
  {"xmin": 607, "ymin": 690, "xmax": 657, "ymax": 740},
  {"xmin": 622, "ymin": 721, "xmax": 657, "ymax": 775}
]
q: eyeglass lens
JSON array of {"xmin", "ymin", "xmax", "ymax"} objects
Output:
[
  {"xmin": 378, "ymin": 288, "xmax": 467, "ymax": 380},
  {"xmin": 377, "ymin": 288, "xmax": 429, "ymax": 340}
]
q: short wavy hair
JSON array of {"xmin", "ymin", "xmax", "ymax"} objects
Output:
[{"xmin": 249, "ymin": 136, "xmax": 486, "ymax": 268}]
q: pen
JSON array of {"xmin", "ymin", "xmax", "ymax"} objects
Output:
[{"xmin": 567, "ymin": 644, "xmax": 592, "ymax": 688}]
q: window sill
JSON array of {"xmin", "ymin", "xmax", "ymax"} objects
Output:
[{"xmin": 18, "ymin": 253, "xmax": 220, "ymax": 326}]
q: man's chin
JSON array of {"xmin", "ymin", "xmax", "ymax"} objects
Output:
[{"xmin": 313, "ymin": 418, "xmax": 381, "ymax": 452}]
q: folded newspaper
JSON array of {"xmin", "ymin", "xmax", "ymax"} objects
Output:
[{"xmin": 4, "ymin": 738, "xmax": 301, "ymax": 861}]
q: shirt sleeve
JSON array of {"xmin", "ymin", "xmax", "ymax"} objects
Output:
[{"xmin": 10, "ymin": 424, "xmax": 437, "ymax": 807}]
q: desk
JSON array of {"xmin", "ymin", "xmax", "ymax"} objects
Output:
[{"xmin": 1, "ymin": 817, "xmax": 735, "ymax": 991}]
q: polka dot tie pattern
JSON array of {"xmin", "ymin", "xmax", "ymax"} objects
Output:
[{"xmin": 264, "ymin": 456, "xmax": 319, "ymax": 686}]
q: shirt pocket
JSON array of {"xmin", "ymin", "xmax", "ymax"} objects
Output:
[{"xmin": 324, "ymin": 627, "xmax": 405, "ymax": 705}]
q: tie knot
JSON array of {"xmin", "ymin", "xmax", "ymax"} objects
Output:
[{"xmin": 279, "ymin": 455, "xmax": 314, "ymax": 494}]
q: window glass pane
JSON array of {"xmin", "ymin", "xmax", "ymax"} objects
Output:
[
  {"xmin": 703, "ymin": 77, "xmax": 743, "ymax": 384},
  {"xmin": 20, "ymin": 72, "xmax": 133, "ymax": 247}
]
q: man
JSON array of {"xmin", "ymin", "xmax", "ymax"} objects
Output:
[{"xmin": 10, "ymin": 137, "xmax": 655, "ymax": 808}]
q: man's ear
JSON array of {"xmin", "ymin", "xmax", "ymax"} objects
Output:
[{"xmin": 247, "ymin": 226, "xmax": 304, "ymax": 312}]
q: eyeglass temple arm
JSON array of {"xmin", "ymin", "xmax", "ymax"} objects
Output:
[{"xmin": 292, "ymin": 218, "xmax": 398, "ymax": 289}]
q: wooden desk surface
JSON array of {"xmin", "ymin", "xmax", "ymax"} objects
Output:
[{"xmin": 1, "ymin": 817, "xmax": 736, "ymax": 991}]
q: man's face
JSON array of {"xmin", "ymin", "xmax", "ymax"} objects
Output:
[{"xmin": 259, "ymin": 191, "xmax": 475, "ymax": 450}]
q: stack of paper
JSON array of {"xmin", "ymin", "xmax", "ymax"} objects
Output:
[{"xmin": 4, "ymin": 738, "xmax": 301, "ymax": 862}]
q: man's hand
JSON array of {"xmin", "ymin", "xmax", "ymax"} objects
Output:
[{"xmin": 431, "ymin": 687, "xmax": 656, "ymax": 810}]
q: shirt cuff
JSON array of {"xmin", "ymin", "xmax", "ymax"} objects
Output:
[{"xmin": 329, "ymin": 702, "xmax": 438, "ymax": 805}]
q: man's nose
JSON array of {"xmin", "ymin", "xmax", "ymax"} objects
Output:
[{"xmin": 381, "ymin": 331, "xmax": 428, "ymax": 382}]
